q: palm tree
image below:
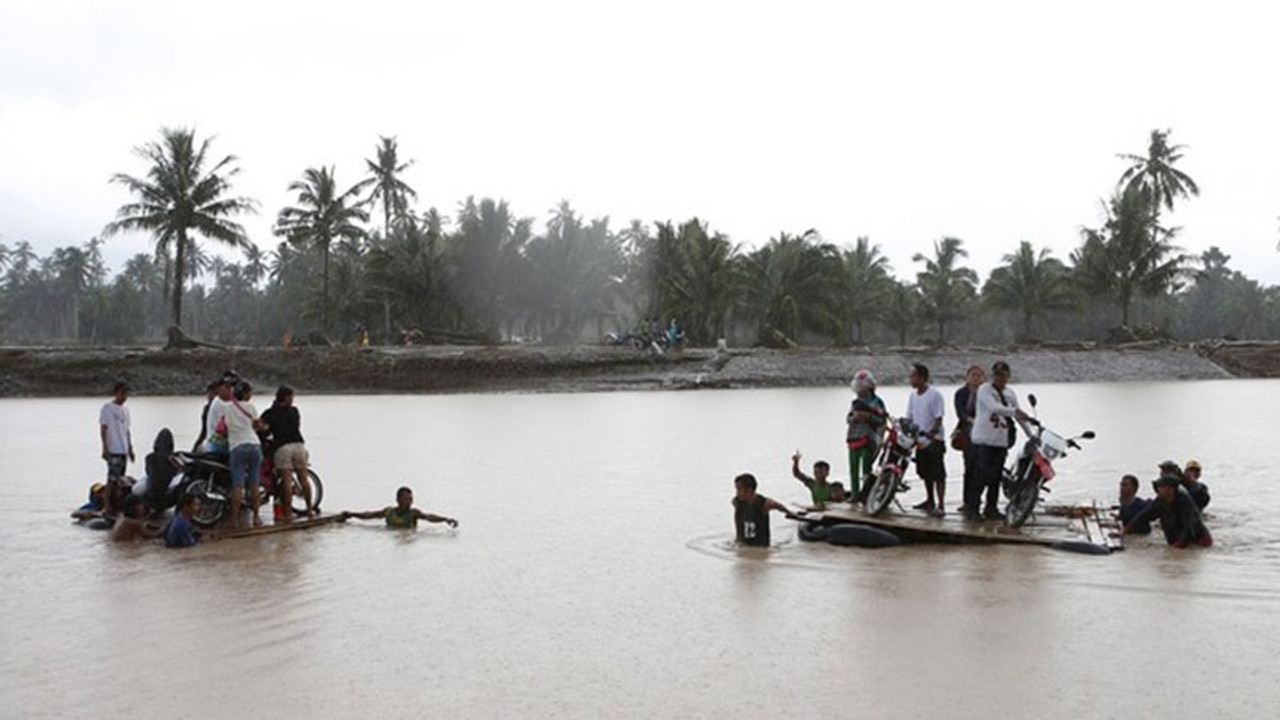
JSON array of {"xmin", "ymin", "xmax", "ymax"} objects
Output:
[
  {"xmin": 50, "ymin": 239, "xmax": 105, "ymax": 338},
  {"xmin": 355, "ymin": 136, "xmax": 418, "ymax": 238},
  {"xmin": 840, "ymin": 236, "xmax": 893, "ymax": 344},
  {"xmin": 1117, "ymin": 129, "xmax": 1200, "ymax": 225},
  {"xmin": 242, "ymin": 243, "xmax": 268, "ymax": 287},
  {"xmin": 738, "ymin": 231, "xmax": 843, "ymax": 346},
  {"xmin": 274, "ymin": 166, "xmax": 369, "ymax": 332},
  {"xmin": 982, "ymin": 241, "xmax": 1073, "ymax": 340},
  {"xmin": 913, "ymin": 237, "xmax": 978, "ymax": 344},
  {"xmin": 103, "ymin": 127, "xmax": 257, "ymax": 330},
  {"xmin": 882, "ymin": 279, "xmax": 921, "ymax": 346},
  {"xmin": 1073, "ymin": 186, "xmax": 1184, "ymax": 327}
]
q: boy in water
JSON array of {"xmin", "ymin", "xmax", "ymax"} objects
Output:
[
  {"xmin": 791, "ymin": 451, "xmax": 846, "ymax": 507},
  {"xmin": 339, "ymin": 486, "xmax": 459, "ymax": 529},
  {"xmin": 731, "ymin": 473, "xmax": 800, "ymax": 547}
]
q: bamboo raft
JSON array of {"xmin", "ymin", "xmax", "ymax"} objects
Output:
[
  {"xmin": 801, "ymin": 501, "xmax": 1124, "ymax": 552},
  {"xmin": 200, "ymin": 512, "xmax": 343, "ymax": 539}
]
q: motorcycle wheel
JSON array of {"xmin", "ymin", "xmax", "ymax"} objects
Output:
[
  {"xmin": 1005, "ymin": 476, "xmax": 1040, "ymax": 529},
  {"xmin": 864, "ymin": 467, "xmax": 897, "ymax": 517},
  {"xmin": 287, "ymin": 469, "xmax": 324, "ymax": 516},
  {"xmin": 188, "ymin": 479, "xmax": 228, "ymax": 528}
]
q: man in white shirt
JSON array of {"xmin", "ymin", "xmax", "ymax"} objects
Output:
[
  {"xmin": 969, "ymin": 361, "xmax": 1031, "ymax": 521},
  {"xmin": 906, "ymin": 363, "xmax": 947, "ymax": 517},
  {"xmin": 99, "ymin": 381, "xmax": 134, "ymax": 515}
]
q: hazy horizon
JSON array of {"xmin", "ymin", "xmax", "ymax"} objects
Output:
[{"xmin": 3, "ymin": 0, "xmax": 1278, "ymax": 284}]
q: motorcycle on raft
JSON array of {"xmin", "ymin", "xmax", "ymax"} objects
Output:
[
  {"xmin": 862, "ymin": 416, "xmax": 922, "ymax": 517},
  {"xmin": 1000, "ymin": 394, "xmax": 1095, "ymax": 528},
  {"xmin": 171, "ymin": 450, "xmax": 325, "ymax": 528}
]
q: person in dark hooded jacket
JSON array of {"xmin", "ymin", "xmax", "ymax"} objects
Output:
[{"xmin": 1124, "ymin": 474, "xmax": 1212, "ymax": 548}]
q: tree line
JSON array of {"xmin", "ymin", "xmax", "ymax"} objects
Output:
[{"xmin": 2, "ymin": 128, "xmax": 1278, "ymax": 348}]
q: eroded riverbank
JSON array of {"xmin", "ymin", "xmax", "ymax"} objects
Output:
[{"xmin": 2, "ymin": 340, "xmax": 1274, "ymax": 397}]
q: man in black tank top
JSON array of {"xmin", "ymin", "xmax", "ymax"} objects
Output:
[{"xmin": 732, "ymin": 473, "xmax": 797, "ymax": 547}]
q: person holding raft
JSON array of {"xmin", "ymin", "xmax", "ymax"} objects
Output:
[
  {"xmin": 339, "ymin": 486, "xmax": 458, "ymax": 529},
  {"xmin": 731, "ymin": 473, "xmax": 803, "ymax": 547}
]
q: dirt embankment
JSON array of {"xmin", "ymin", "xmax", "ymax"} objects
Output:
[{"xmin": 0, "ymin": 340, "xmax": 1275, "ymax": 398}]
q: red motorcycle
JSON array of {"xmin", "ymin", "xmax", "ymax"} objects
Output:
[{"xmin": 1002, "ymin": 394, "xmax": 1095, "ymax": 528}]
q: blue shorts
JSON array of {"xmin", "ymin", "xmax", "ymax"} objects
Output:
[{"xmin": 229, "ymin": 444, "xmax": 263, "ymax": 489}]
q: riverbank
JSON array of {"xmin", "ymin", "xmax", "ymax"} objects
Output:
[{"xmin": 2, "ymin": 339, "xmax": 1275, "ymax": 397}]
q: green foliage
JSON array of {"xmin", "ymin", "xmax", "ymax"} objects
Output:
[
  {"xmin": 913, "ymin": 237, "xmax": 978, "ymax": 344},
  {"xmin": 1073, "ymin": 187, "xmax": 1184, "ymax": 327},
  {"xmin": 103, "ymin": 127, "xmax": 257, "ymax": 330},
  {"xmin": 274, "ymin": 165, "xmax": 369, "ymax": 334},
  {"xmin": 738, "ymin": 231, "xmax": 843, "ymax": 347},
  {"xmin": 982, "ymin": 241, "xmax": 1072, "ymax": 340}
]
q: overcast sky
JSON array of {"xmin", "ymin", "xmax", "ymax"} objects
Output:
[{"xmin": 2, "ymin": 0, "xmax": 1278, "ymax": 285}]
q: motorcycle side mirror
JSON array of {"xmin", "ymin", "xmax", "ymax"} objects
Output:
[
  {"xmin": 1081, "ymin": 431, "xmax": 1096, "ymax": 440},
  {"xmin": 1027, "ymin": 393, "xmax": 1038, "ymax": 408}
]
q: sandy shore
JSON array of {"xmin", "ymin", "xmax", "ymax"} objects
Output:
[{"xmin": 1, "ymin": 340, "xmax": 1275, "ymax": 398}]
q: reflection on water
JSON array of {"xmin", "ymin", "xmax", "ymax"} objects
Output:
[{"xmin": 2, "ymin": 382, "xmax": 1279, "ymax": 718}]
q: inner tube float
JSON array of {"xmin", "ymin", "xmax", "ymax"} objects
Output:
[
  {"xmin": 826, "ymin": 523, "xmax": 901, "ymax": 548},
  {"xmin": 797, "ymin": 521, "xmax": 828, "ymax": 542},
  {"xmin": 85, "ymin": 517, "xmax": 114, "ymax": 531},
  {"xmin": 1050, "ymin": 539, "xmax": 1113, "ymax": 555}
]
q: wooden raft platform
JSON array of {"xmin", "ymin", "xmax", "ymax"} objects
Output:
[
  {"xmin": 203, "ymin": 512, "xmax": 343, "ymax": 539},
  {"xmin": 802, "ymin": 502, "xmax": 1124, "ymax": 552}
]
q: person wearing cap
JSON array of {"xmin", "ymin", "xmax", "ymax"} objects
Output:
[
  {"xmin": 1182, "ymin": 460, "xmax": 1210, "ymax": 510},
  {"xmin": 969, "ymin": 360, "xmax": 1033, "ymax": 521},
  {"xmin": 1123, "ymin": 473, "xmax": 1212, "ymax": 547},
  {"xmin": 99, "ymin": 381, "xmax": 135, "ymax": 516},
  {"xmin": 846, "ymin": 369, "xmax": 887, "ymax": 502},
  {"xmin": 906, "ymin": 363, "xmax": 947, "ymax": 517}
]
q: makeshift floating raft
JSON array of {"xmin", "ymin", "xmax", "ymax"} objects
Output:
[
  {"xmin": 798, "ymin": 502, "xmax": 1123, "ymax": 553},
  {"xmin": 203, "ymin": 512, "xmax": 343, "ymax": 539}
]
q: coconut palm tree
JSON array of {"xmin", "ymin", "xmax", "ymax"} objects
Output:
[
  {"xmin": 982, "ymin": 241, "xmax": 1073, "ymax": 340},
  {"xmin": 655, "ymin": 219, "xmax": 740, "ymax": 345},
  {"xmin": 274, "ymin": 166, "xmax": 369, "ymax": 332},
  {"xmin": 103, "ymin": 127, "xmax": 258, "ymax": 330},
  {"xmin": 1117, "ymin": 129, "xmax": 1200, "ymax": 224},
  {"xmin": 355, "ymin": 136, "xmax": 418, "ymax": 238},
  {"xmin": 1073, "ymin": 186, "xmax": 1184, "ymax": 327},
  {"xmin": 738, "ymin": 230, "xmax": 843, "ymax": 346},
  {"xmin": 913, "ymin": 237, "xmax": 978, "ymax": 344},
  {"xmin": 840, "ymin": 236, "xmax": 893, "ymax": 344}
]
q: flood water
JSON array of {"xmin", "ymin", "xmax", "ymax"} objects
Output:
[{"xmin": 2, "ymin": 380, "xmax": 1278, "ymax": 719}]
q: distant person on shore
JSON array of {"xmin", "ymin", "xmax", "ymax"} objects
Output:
[
  {"xmin": 791, "ymin": 451, "xmax": 846, "ymax": 507},
  {"xmin": 1115, "ymin": 474, "xmax": 1151, "ymax": 534},
  {"xmin": 906, "ymin": 363, "xmax": 947, "ymax": 517},
  {"xmin": 1181, "ymin": 460, "xmax": 1211, "ymax": 510},
  {"xmin": 953, "ymin": 364, "xmax": 985, "ymax": 515},
  {"xmin": 339, "ymin": 486, "xmax": 458, "ymax": 529},
  {"xmin": 971, "ymin": 361, "xmax": 1032, "ymax": 521},
  {"xmin": 99, "ymin": 381, "xmax": 135, "ymax": 516},
  {"xmin": 260, "ymin": 385, "xmax": 313, "ymax": 520},
  {"xmin": 731, "ymin": 473, "xmax": 801, "ymax": 547},
  {"xmin": 1123, "ymin": 474, "xmax": 1213, "ymax": 548},
  {"xmin": 846, "ymin": 369, "xmax": 887, "ymax": 502},
  {"xmin": 163, "ymin": 493, "xmax": 203, "ymax": 548}
]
